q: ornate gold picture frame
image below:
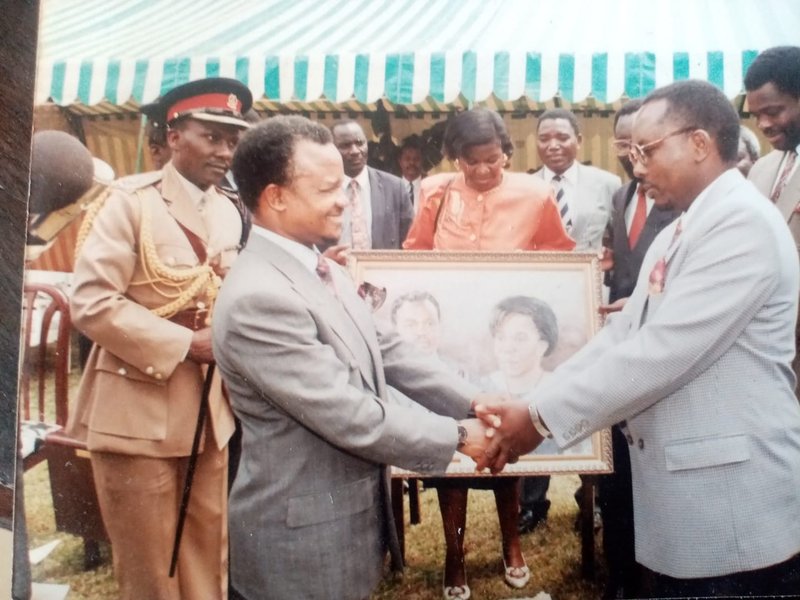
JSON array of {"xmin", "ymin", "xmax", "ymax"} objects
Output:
[{"xmin": 350, "ymin": 250, "xmax": 613, "ymax": 477}]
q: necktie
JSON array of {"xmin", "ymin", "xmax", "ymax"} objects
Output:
[
  {"xmin": 628, "ymin": 187, "xmax": 648, "ymax": 249},
  {"xmin": 553, "ymin": 175, "xmax": 573, "ymax": 231},
  {"xmin": 648, "ymin": 218, "xmax": 682, "ymax": 295},
  {"xmin": 771, "ymin": 150, "xmax": 797, "ymax": 203},
  {"xmin": 348, "ymin": 179, "xmax": 369, "ymax": 250}
]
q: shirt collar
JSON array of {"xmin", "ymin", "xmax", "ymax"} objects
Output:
[
  {"xmin": 682, "ymin": 168, "xmax": 738, "ymax": 227},
  {"xmin": 346, "ymin": 166, "xmax": 370, "ymax": 188},
  {"xmin": 543, "ymin": 161, "xmax": 578, "ymax": 185},
  {"xmin": 171, "ymin": 164, "xmax": 209, "ymax": 209},
  {"xmin": 249, "ymin": 224, "xmax": 319, "ymax": 274}
]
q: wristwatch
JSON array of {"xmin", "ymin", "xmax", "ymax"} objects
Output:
[{"xmin": 457, "ymin": 424, "xmax": 468, "ymax": 449}]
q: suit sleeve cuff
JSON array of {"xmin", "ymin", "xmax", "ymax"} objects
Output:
[{"xmin": 529, "ymin": 402, "xmax": 552, "ymax": 438}]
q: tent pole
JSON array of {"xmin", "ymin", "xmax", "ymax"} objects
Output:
[{"xmin": 134, "ymin": 114, "xmax": 147, "ymax": 173}]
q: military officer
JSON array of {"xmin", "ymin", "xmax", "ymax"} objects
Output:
[{"xmin": 68, "ymin": 77, "xmax": 252, "ymax": 600}]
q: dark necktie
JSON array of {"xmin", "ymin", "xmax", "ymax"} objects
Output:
[{"xmin": 628, "ymin": 187, "xmax": 648, "ymax": 249}]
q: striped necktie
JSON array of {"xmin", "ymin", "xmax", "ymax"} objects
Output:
[{"xmin": 553, "ymin": 174, "xmax": 573, "ymax": 231}]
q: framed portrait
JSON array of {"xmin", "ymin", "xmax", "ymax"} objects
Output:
[{"xmin": 349, "ymin": 250, "xmax": 613, "ymax": 477}]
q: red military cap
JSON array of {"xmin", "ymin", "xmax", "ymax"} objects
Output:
[{"xmin": 141, "ymin": 77, "xmax": 253, "ymax": 129}]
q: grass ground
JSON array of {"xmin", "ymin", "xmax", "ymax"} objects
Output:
[
  {"xmin": 25, "ymin": 465, "xmax": 604, "ymax": 599},
  {"xmin": 23, "ymin": 359, "xmax": 606, "ymax": 598}
]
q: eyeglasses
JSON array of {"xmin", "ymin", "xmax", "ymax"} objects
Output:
[
  {"xmin": 610, "ymin": 139, "xmax": 632, "ymax": 157},
  {"xmin": 629, "ymin": 127, "xmax": 697, "ymax": 166}
]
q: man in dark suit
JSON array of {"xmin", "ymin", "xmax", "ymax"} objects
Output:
[
  {"xmin": 215, "ymin": 115, "xmax": 496, "ymax": 600},
  {"xmin": 331, "ymin": 120, "xmax": 413, "ymax": 249},
  {"xmin": 599, "ymin": 99, "xmax": 679, "ymax": 599},
  {"xmin": 605, "ymin": 100, "xmax": 680, "ymax": 309}
]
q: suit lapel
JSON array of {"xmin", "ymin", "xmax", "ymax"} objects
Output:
[
  {"xmin": 255, "ymin": 237, "xmax": 380, "ymax": 395},
  {"xmin": 330, "ymin": 266, "xmax": 385, "ymax": 393},
  {"xmin": 772, "ymin": 153, "xmax": 800, "ymax": 222},
  {"xmin": 161, "ymin": 162, "xmax": 209, "ymax": 243},
  {"xmin": 368, "ymin": 167, "xmax": 385, "ymax": 248},
  {"xmin": 778, "ymin": 167, "xmax": 800, "ymax": 222}
]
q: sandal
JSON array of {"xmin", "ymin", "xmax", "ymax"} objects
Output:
[
  {"xmin": 443, "ymin": 584, "xmax": 471, "ymax": 599},
  {"xmin": 503, "ymin": 559, "xmax": 531, "ymax": 589}
]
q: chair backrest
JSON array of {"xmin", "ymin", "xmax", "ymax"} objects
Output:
[{"xmin": 20, "ymin": 282, "xmax": 71, "ymax": 426}]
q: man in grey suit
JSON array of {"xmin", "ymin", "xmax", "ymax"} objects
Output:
[
  {"xmin": 745, "ymin": 46, "xmax": 800, "ymax": 399},
  {"xmin": 600, "ymin": 98, "xmax": 679, "ymax": 599},
  {"xmin": 214, "ymin": 115, "xmax": 494, "ymax": 600},
  {"xmin": 536, "ymin": 108, "xmax": 621, "ymax": 251},
  {"xmin": 476, "ymin": 80, "xmax": 800, "ymax": 597},
  {"xmin": 331, "ymin": 120, "xmax": 413, "ymax": 249}
]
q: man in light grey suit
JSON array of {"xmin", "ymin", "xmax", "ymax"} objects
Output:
[
  {"xmin": 331, "ymin": 120, "xmax": 413, "ymax": 249},
  {"xmin": 476, "ymin": 80, "xmax": 800, "ymax": 598},
  {"xmin": 745, "ymin": 46, "xmax": 800, "ymax": 399},
  {"xmin": 214, "ymin": 115, "xmax": 495, "ymax": 600},
  {"xmin": 536, "ymin": 108, "xmax": 621, "ymax": 251}
]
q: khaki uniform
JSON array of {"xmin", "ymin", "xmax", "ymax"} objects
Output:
[{"xmin": 68, "ymin": 161, "xmax": 242, "ymax": 599}]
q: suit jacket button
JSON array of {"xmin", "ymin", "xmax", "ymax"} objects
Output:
[
  {"xmin": 154, "ymin": 372, "xmax": 163, "ymax": 380},
  {"xmin": 145, "ymin": 366, "xmax": 155, "ymax": 375},
  {"xmin": 637, "ymin": 439, "xmax": 645, "ymax": 450},
  {"xmin": 117, "ymin": 367, "xmax": 127, "ymax": 376},
  {"xmin": 626, "ymin": 435, "xmax": 634, "ymax": 445}
]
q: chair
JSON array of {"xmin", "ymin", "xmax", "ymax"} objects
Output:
[{"xmin": 20, "ymin": 282, "xmax": 108, "ymax": 569}]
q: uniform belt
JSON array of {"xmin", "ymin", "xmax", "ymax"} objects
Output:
[{"xmin": 169, "ymin": 308, "xmax": 210, "ymax": 331}]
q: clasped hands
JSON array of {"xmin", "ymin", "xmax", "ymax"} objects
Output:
[{"xmin": 457, "ymin": 393, "xmax": 545, "ymax": 474}]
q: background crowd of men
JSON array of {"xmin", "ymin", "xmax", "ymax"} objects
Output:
[{"xmin": 10, "ymin": 44, "xmax": 800, "ymax": 600}]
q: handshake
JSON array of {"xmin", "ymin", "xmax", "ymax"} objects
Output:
[{"xmin": 456, "ymin": 393, "xmax": 549, "ymax": 474}]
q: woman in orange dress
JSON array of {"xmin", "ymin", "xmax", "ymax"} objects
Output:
[{"xmin": 403, "ymin": 108, "xmax": 574, "ymax": 600}]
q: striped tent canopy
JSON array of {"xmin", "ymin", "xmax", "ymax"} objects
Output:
[{"xmin": 37, "ymin": 0, "xmax": 800, "ymax": 116}]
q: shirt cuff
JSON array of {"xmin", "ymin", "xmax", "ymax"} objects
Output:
[{"xmin": 528, "ymin": 403, "xmax": 552, "ymax": 438}]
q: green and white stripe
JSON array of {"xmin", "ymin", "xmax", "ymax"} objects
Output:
[{"xmin": 36, "ymin": 0, "xmax": 800, "ymax": 113}]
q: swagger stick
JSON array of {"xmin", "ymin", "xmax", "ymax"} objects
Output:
[{"xmin": 169, "ymin": 362, "xmax": 215, "ymax": 577}]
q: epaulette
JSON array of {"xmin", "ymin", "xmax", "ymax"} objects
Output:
[{"xmin": 112, "ymin": 170, "xmax": 163, "ymax": 193}]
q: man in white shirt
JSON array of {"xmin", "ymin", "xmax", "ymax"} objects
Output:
[
  {"xmin": 397, "ymin": 136, "xmax": 426, "ymax": 213},
  {"xmin": 536, "ymin": 109, "xmax": 620, "ymax": 251}
]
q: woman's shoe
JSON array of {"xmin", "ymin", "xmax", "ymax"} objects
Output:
[
  {"xmin": 442, "ymin": 584, "xmax": 471, "ymax": 599},
  {"xmin": 503, "ymin": 559, "xmax": 531, "ymax": 589}
]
